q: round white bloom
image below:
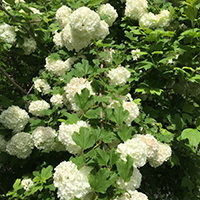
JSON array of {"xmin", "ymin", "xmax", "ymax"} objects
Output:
[
  {"xmin": 50, "ymin": 94, "xmax": 63, "ymax": 107},
  {"xmin": 107, "ymin": 66, "xmax": 131, "ymax": 86},
  {"xmin": 0, "ymin": 106, "xmax": 30, "ymax": 133},
  {"xmin": 97, "ymin": 3, "xmax": 118, "ymax": 26},
  {"xmin": 116, "ymin": 137, "xmax": 148, "ymax": 168},
  {"xmin": 64, "ymin": 77, "xmax": 95, "ymax": 113},
  {"xmin": 156, "ymin": 10, "xmax": 172, "ymax": 28},
  {"xmin": 0, "ymin": 23, "xmax": 16, "ymax": 44},
  {"xmin": 93, "ymin": 20, "xmax": 109, "ymax": 40},
  {"xmin": 139, "ymin": 12, "xmax": 157, "ymax": 29},
  {"xmin": 53, "ymin": 31, "xmax": 64, "ymax": 49},
  {"xmin": 45, "ymin": 56, "xmax": 75, "ymax": 76},
  {"xmin": 148, "ymin": 142, "xmax": 172, "ymax": 168},
  {"xmin": 125, "ymin": 0, "xmax": 148, "ymax": 20},
  {"xmin": 6, "ymin": 132, "xmax": 34, "ymax": 159},
  {"xmin": 21, "ymin": 179, "xmax": 34, "ymax": 191},
  {"xmin": 69, "ymin": 7, "xmax": 101, "ymax": 37},
  {"xmin": 58, "ymin": 120, "xmax": 90, "ymax": 154},
  {"xmin": 114, "ymin": 190, "xmax": 149, "ymax": 200},
  {"xmin": 0, "ymin": 134, "xmax": 7, "ymax": 152},
  {"xmin": 28, "ymin": 100, "xmax": 50, "ymax": 117},
  {"xmin": 131, "ymin": 49, "xmax": 141, "ymax": 61},
  {"xmin": 134, "ymin": 134, "xmax": 159, "ymax": 159},
  {"xmin": 53, "ymin": 161, "xmax": 93, "ymax": 200},
  {"xmin": 34, "ymin": 78, "xmax": 51, "ymax": 95},
  {"xmin": 123, "ymin": 101, "xmax": 139, "ymax": 126},
  {"xmin": 32, "ymin": 126, "xmax": 57, "ymax": 152},
  {"xmin": 56, "ymin": 5, "xmax": 72, "ymax": 29},
  {"xmin": 116, "ymin": 167, "xmax": 142, "ymax": 190},
  {"xmin": 19, "ymin": 37, "xmax": 37, "ymax": 55}
]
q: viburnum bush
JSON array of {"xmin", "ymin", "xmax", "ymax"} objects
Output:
[{"xmin": 0, "ymin": 0, "xmax": 200, "ymax": 199}]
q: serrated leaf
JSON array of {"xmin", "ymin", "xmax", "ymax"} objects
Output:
[
  {"xmin": 41, "ymin": 165, "xmax": 53, "ymax": 180},
  {"xmin": 180, "ymin": 128, "xmax": 200, "ymax": 146},
  {"xmin": 4, "ymin": 0, "xmax": 15, "ymax": 5},
  {"xmin": 117, "ymin": 123, "xmax": 133, "ymax": 142},
  {"xmin": 0, "ymin": 95, "xmax": 12, "ymax": 107},
  {"xmin": 74, "ymin": 59, "xmax": 93, "ymax": 76},
  {"xmin": 72, "ymin": 127, "xmax": 95, "ymax": 150},
  {"xmin": 110, "ymin": 107, "xmax": 129, "ymax": 124},
  {"xmin": 116, "ymin": 155, "xmax": 133, "ymax": 182},
  {"xmin": 96, "ymin": 148, "xmax": 109, "ymax": 166},
  {"xmin": 109, "ymin": 149, "xmax": 120, "ymax": 166},
  {"xmin": 74, "ymin": 88, "xmax": 94, "ymax": 110},
  {"xmin": 13, "ymin": 179, "xmax": 21, "ymax": 191},
  {"xmin": 40, "ymin": 109, "xmax": 52, "ymax": 116},
  {"xmin": 60, "ymin": 112, "xmax": 79, "ymax": 124},
  {"xmin": 85, "ymin": 107, "xmax": 102, "ymax": 119},
  {"xmin": 70, "ymin": 156, "xmax": 85, "ymax": 170}
]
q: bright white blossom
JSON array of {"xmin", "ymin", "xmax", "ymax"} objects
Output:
[
  {"xmin": 21, "ymin": 179, "xmax": 34, "ymax": 191},
  {"xmin": 156, "ymin": 10, "xmax": 172, "ymax": 28},
  {"xmin": 93, "ymin": 20, "xmax": 109, "ymax": 40},
  {"xmin": 97, "ymin": 3, "xmax": 118, "ymax": 26},
  {"xmin": 45, "ymin": 56, "xmax": 76, "ymax": 76},
  {"xmin": 131, "ymin": 49, "xmax": 141, "ymax": 61},
  {"xmin": 0, "ymin": 106, "xmax": 30, "ymax": 133},
  {"xmin": 50, "ymin": 94, "xmax": 63, "ymax": 107},
  {"xmin": 116, "ymin": 137, "xmax": 148, "ymax": 168},
  {"xmin": 107, "ymin": 66, "xmax": 131, "ymax": 86},
  {"xmin": 56, "ymin": 5, "xmax": 72, "ymax": 29},
  {"xmin": 53, "ymin": 161, "xmax": 93, "ymax": 200},
  {"xmin": 58, "ymin": 120, "xmax": 90, "ymax": 154},
  {"xmin": 6, "ymin": 132, "xmax": 34, "ymax": 159},
  {"xmin": 116, "ymin": 167, "xmax": 142, "ymax": 191},
  {"xmin": 125, "ymin": 0, "xmax": 148, "ymax": 20},
  {"xmin": 53, "ymin": 31, "xmax": 64, "ymax": 49},
  {"xmin": 64, "ymin": 77, "xmax": 95, "ymax": 113},
  {"xmin": 0, "ymin": 23, "xmax": 16, "ymax": 44},
  {"xmin": 148, "ymin": 142, "xmax": 172, "ymax": 168},
  {"xmin": 0, "ymin": 134, "xmax": 7, "ymax": 152},
  {"xmin": 139, "ymin": 12, "xmax": 157, "ymax": 29},
  {"xmin": 28, "ymin": 100, "xmax": 50, "ymax": 117},
  {"xmin": 19, "ymin": 37, "xmax": 37, "ymax": 55},
  {"xmin": 114, "ymin": 190, "xmax": 149, "ymax": 200},
  {"xmin": 34, "ymin": 78, "xmax": 51, "ymax": 95},
  {"xmin": 32, "ymin": 126, "xmax": 57, "ymax": 152}
]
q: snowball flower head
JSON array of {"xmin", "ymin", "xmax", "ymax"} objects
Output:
[
  {"xmin": 50, "ymin": 94, "xmax": 63, "ymax": 107},
  {"xmin": 6, "ymin": 132, "xmax": 34, "ymax": 159},
  {"xmin": 0, "ymin": 134, "xmax": 7, "ymax": 152},
  {"xmin": 116, "ymin": 167, "xmax": 142, "ymax": 191},
  {"xmin": 53, "ymin": 31, "xmax": 64, "ymax": 49},
  {"xmin": 19, "ymin": 37, "xmax": 37, "ymax": 55},
  {"xmin": 125, "ymin": 0, "xmax": 148, "ymax": 20},
  {"xmin": 34, "ymin": 78, "xmax": 51, "ymax": 95},
  {"xmin": 28, "ymin": 100, "xmax": 50, "ymax": 117},
  {"xmin": 32, "ymin": 126, "xmax": 57, "ymax": 152},
  {"xmin": 156, "ymin": 10, "xmax": 172, "ymax": 28},
  {"xmin": 53, "ymin": 161, "xmax": 93, "ymax": 200},
  {"xmin": 58, "ymin": 121, "xmax": 90, "ymax": 154},
  {"xmin": 107, "ymin": 66, "xmax": 131, "ymax": 86},
  {"xmin": 0, "ymin": 23, "xmax": 16, "ymax": 44},
  {"xmin": 69, "ymin": 7, "xmax": 101, "ymax": 37},
  {"xmin": 93, "ymin": 20, "xmax": 109, "ymax": 40},
  {"xmin": 45, "ymin": 56, "xmax": 75, "ymax": 76},
  {"xmin": 114, "ymin": 190, "xmax": 149, "ymax": 200},
  {"xmin": 97, "ymin": 3, "xmax": 118, "ymax": 26},
  {"xmin": 148, "ymin": 142, "xmax": 172, "ymax": 168},
  {"xmin": 56, "ymin": 5, "xmax": 72, "ymax": 29},
  {"xmin": 139, "ymin": 12, "xmax": 157, "ymax": 29},
  {"xmin": 131, "ymin": 49, "xmax": 141, "ymax": 61},
  {"xmin": 21, "ymin": 179, "xmax": 34, "ymax": 191},
  {"xmin": 116, "ymin": 137, "xmax": 148, "ymax": 168},
  {"xmin": 0, "ymin": 105, "xmax": 29, "ymax": 133}
]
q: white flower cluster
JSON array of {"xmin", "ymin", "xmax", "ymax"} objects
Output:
[
  {"xmin": 32, "ymin": 126, "xmax": 57, "ymax": 152},
  {"xmin": 0, "ymin": 106, "xmax": 30, "ymax": 133},
  {"xmin": 107, "ymin": 65, "xmax": 131, "ymax": 86},
  {"xmin": 131, "ymin": 49, "xmax": 141, "ymax": 61},
  {"xmin": 21, "ymin": 179, "xmax": 34, "ymax": 191},
  {"xmin": 18, "ymin": 37, "xmax": 37, "ymax": 55},
  {"xmin": 53, "ymin": 161, "xmax": 93, "ymax": 200},
  {"xmin": 6, "ymin": 132, "xmax": 34, "ymax": 159},
  {"xmin": 114, "ymin": 190, "xmax": 148, "ymax": 200},
  {"xmin": 28, "ymin": 100, "xmax": 50, "ymax": 117},
  {"xmin": 97, "ymin": 3, "xmax": 118, "ymax": 27},
  {"xmin": 45, "ymin": 56, "xmax": 76, "ymax": 76},
  {"xmin": 0, "ymin": 134, "xmax": 7, "ymax": 152},
  {"xmin": 54, "ymin": 5, "xmax": 116, "ymax": 51},
  {"xmin": 64, "ymin": 77, "xmax": 95, "ymax": 113},
  {"xmin": 33, "ymin": 78, "xmax": 51, "ymax": 95},
  {"xmin": 50, "ymin": 94, "xmax": 63, "ymax": 107},
  {"xmin": 0, "ymin": 23, "xmax": 16, "ymax": 44},
  {"xmin": 58, "ymin": 120, "xmax": 90, "ymax": 154}
]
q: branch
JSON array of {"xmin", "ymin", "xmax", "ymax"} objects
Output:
[
  {"xmin": 0, "ymin": 5, "xmax": 51, "ymax": 54},
  {"xmin": 0, "ymin": 66, "xmax": 27, "ymax": 94}
]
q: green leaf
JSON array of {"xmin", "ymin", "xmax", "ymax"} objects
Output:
[
  {"xmin": 85, "ymin": 107, "xmax": 102, "ymax": 119},
  {"xmin": 73, "ymin": 59, "xmax": 93, "ymax": 76},
  {"xmin": 4, "ymin": 0, "xmax": 15, "ymax": 5},
  {"xmin": 181, "ymin": 176, "xmax": 195, "ymax": 191},
  {"xmin": 40, "ymin": 109, "xmax": 52, "ymax": 116},
  {"xmin": 152, "ymin": 51, "xmax": 163, "ymax": 55},
  {"xmin": 89, "ymin": 168, "xmax": 117, "ymax": 193},
  {"xmin": 117, "ymin": 123, "xmax": 133, "ymax": 142},
  {"xmin": 70, "ymin": 156, "xmax": 85, "ymax": 170},
  {"xmin": 0, "ymin": 95, "xmax": 12, "ymax": 107},
  {"xmin": 180, "ymin": 128, "xmax": 200, "ymax": 146},
  {"xmin": 96, "ymin": 148, "xmax": 109, "ymax": 166},
  {"xmin": 72, "ymin": 127, "xmax": 95, "ymax": 150},
  {"xmin": 74, "ymin": 88, "xmax": 94, "ymax": 110},
  {"xmin": 88, "ymin": 0, "xmax": 104, "ymax": 6},
  {"xmin": 109, "ymin": 149, "xmax": 120, "ymax": 166},
  {"xmin": 41, "ymin": 165, "xmax": 53, "ymax": 180},
  {"xmin": 116, "ymin": 155, "xmax": 133, "ymax": 182},
  {"xmin": 59, "ymin": 112, "xmax": 79, "ymax": 124},
  {"xmin": 110, "ymin": 107, "xmax": 129, "ymax": 124},
  {"xmin": 13, "ymin": 179, "xmax": 21, "ymax": 191}
]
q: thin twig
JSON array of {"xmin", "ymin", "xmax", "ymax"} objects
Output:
[{"xmin": 99, "ymin": 63, "xmax": 104, "ymax": 129}]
